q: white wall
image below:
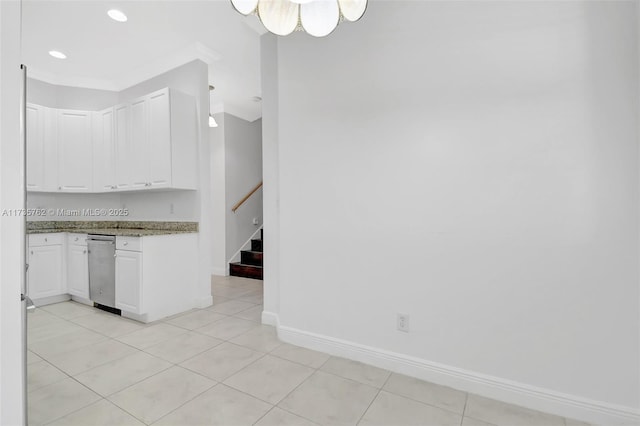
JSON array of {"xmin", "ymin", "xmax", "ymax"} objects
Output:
[
  {"xmin": 0, "ymin": 1, "xmax": 26, "ymax": 423},
  {"xmin": 209, "ymin": 112, "xmax": 263, "ymax": 275},
  {"xmin": 261, "ymin": 34, "xmax": 280, "ymax": 321},
  {"xmin": 224, "ymin": 114, "xmax": 262, "ymax": 263},
  {"xmin": 210, "ymin": 112, "xmax": 226, "ymax": 275},
  {"xmin": 264, "ymin": 1, "xmax": 639, "ymax": 423}
]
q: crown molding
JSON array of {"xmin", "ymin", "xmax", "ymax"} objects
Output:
[{"xmin": 28, "ymin": 41, "xmax": 222, "ymax": 93}]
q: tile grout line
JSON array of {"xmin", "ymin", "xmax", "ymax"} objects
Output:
[
  {"xmin": 251, "ymin": 405, "xmax": 279, "ymax": 426},
  {"xmin": 33, "ymin": 282, "xmax": 265, "ymax": 425},
  {"xmin": 304, "ymin": 356, "xmax": 471, "ymax": 420},
  {"xmin": 264, "ymin": 369, "xmax": 318, "ymax": 424},
  {"xmin": 103, "ymin": 355, "xmax": 217, "ymax": 424},
  {"xmin": 355, "ymin": 369, "xmax": 392, "ymax": 425},
  {"xmin": 375, "ymin": 379, "xmax": 468, "ymax": 419},
  {"xmin": 38, "ymin": 371, "xmax": 113, "ymax": 425},
  {"xmin": 460, "ymin": 392, "xmax": 469, "ymax": 426},
  {"xmin": 138, "ymin": 378, "xmax": 218, "ymax": 425}
]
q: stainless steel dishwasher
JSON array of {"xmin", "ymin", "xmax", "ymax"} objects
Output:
[{"xmin": 87, "ymin": 234, "xmax": 117, "ymax": 310}]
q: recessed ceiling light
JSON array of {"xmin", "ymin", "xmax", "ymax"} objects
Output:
[
  {"xmin": 107, "ymin": 9, "xmax": 128, "ymax": 22},
  {"xmin": 48, "ymin": 50, "xmax": 67, "ymax": 59}
]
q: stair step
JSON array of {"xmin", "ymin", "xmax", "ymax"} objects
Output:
[
  {"xmin": 230, "ymin": 262, "xmax": 263, "ymax": 280},
  {"xmin": 241, "ymin": 250, "xmax": 263, "ymax": 267},
  {"xmin": 251, "ymin": 239, "xmax": 263, "ymax": 252}
]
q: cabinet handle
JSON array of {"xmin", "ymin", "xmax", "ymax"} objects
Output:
[
  {"xmin": 30, "ymin": 251, "xmax": 33, "ymax": 255},
  {"xmin": 123, "ymin": 241, "xmax": 128, "ymax": 246},
  {"xmin": 44, "ymin": 238, "xmax": 48, "ymax": 242},
  {"xmin": 74, "ymin": 237, "xmax": 79, "ymax": 241},
  {"xmin": 83, "ymin": 250, "xmax": 87, "ymax": 254}
]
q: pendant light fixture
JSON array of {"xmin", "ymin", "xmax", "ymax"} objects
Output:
[{"xmin": 231, "ymin": 0, "xmax": 368, "ymax": 37}]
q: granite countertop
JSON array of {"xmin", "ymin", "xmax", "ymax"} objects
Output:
[{"xmin": 26, "ymin": 221, "xmax": 198, "ymax": 237}]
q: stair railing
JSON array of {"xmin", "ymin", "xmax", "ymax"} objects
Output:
[{"xmin": 231, "ymin": 181, "xmax": 263, "ymax": 213}]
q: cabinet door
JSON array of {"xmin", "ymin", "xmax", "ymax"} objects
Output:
[
  {"xmin": 129, "ymin": 98, "xmax": 148, "ymax": 189},
  {"xmin": 147, "ymin": 89, "xmax": 172, "ymax": 188},
  {"xmin": 115, "ymin": 250, "xmax": 142, "ymax": 314},
  {"xmin": 26, "ymin": 104, "xmax": 45, "ymax": 191},
  {"xmin": 28, "ymin": 245, "xmax": 64, "ymax": 300},
  {"xmin": 93, "ymin": 108, "xmax": 116, "ymax": 192},
  {"xmin": 58, "ymin": 110, "xmax": 92, "ymax": 192},
  {"xmin": 114, "ymin": 103, "xmax": 132, "ymax": 190},
  {"xmin": 43, "ymin": 107, "xmax": 59, "ymax": 192},
  {"xmin": 67, "ymin": 244, "xmax": 89, "ymax": 299}
]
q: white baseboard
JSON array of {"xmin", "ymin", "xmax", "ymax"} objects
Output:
[
  {"xmin": 276, "ymin": 321, "xmax": 640, "ymax": 426},
  {"xmin": 261, "ymin": 310, "xmax": 279, "ymax": 326},
  {"xmin": 33, "ymin": 294, "xmax": 71, "ymax": 307},
  {"xmin": 196, "ymin": 295, "xmax": 213, "ymax": 309},
  {"xmin": 211, "ymin": 267, "xmax": 227, "ymax": 277},
  {"xmin": 70, "ymin": 295, "xmax": 93, "ymax": 307}
]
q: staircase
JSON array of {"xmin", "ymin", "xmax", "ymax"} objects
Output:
[{"xmin": 229, "ymin": 229, "xmax": 263, "ymax": 280}]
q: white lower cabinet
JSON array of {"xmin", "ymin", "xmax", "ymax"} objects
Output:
[
  {"xmin": 27, "ymin": 232, "xmax": 198, "ymax": 321},
  {"xmin": 115, "ymin": 249, "xmax": 142, "ymax": 314},
  {"xmin": 115, "ymin": 234, "xmax": 198, "ymax": 323},
  {"xmin": 67, "ymin": 234, "xmax": 89, "ymax": 299},
  {"xmin": 28, "ymin": 234, "xmax": 64, "ymax": 302}
]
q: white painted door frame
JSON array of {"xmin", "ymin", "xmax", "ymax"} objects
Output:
[{"xmin": 0, "ymin": 0, "xmax": 27, "ymax": 424}]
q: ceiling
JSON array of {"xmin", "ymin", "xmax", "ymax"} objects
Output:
[{"xmin": 22, "ymin": 0, "xmax": 265, "ymax": 121}]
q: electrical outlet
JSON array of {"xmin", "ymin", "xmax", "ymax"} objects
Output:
[{"xmin": 397, "ymin": 313, "xmax": 410, "ymax": 333}]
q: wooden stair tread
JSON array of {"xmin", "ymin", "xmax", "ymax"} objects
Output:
[{"xmin": 230, "ymin": 262, "xmax": 263, "ymax": 268}]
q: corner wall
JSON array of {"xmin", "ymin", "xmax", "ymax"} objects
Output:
[{"xmin": 263, "ymin": 1, "xmax": 640, "ymax": 423}]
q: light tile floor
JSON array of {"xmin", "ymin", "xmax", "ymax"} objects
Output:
[{"xmin": 26, "ymin": 275, "xmax": 591, "ymax": 426}]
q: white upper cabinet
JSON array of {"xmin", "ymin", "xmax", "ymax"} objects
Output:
[
  {"xmin": 58, "ymin": 110, "xmax": 93, "ymax": 192},
  {"xmin": 148, "ymin": 89, "xmax": 172, "ymax": 188},
  {"xmin": 166, "ymin": 88, "xmax": 198, "ymax": 190},
  {"xmin": 27, "ymin": 105, "xmax": 58, "ymax": 192},
  {"xmin": 115, "ymin": 88, "xmax": 197, "ymax": 191},
  {"xmin": 129, "ymin": 97, "xmax": 149, "ymax": 189},
  {"xmin": 93, "ymin": 108, "xmax": 117, "ymax": 192},
  {"xmin": 114, "ymin": 103, "xmax": 132, "ymax": 190},
  {"xmin": 122, "ymin": 88, "xmax": 197, "ymax": 189},
  {"xmin": 26, "ymin": 104, "xmax": 45, "ymax": 191},
  {"xmin": 26, "ymin": 87, "xmax": 197, "ymax": 193}
]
